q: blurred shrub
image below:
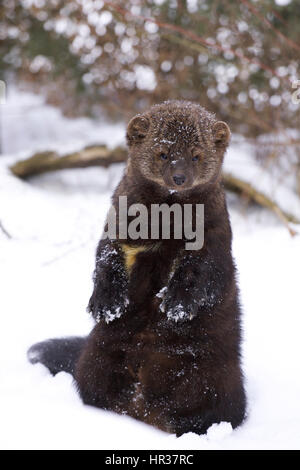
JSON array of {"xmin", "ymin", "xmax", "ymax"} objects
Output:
[{"xmin": 0, "ymin": 0, "xmax": 299, "ymax": 138}]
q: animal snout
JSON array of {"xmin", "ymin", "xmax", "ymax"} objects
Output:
[{"xmin": 173, "ymin": 174, "xmax": 186, "ymax": 186}]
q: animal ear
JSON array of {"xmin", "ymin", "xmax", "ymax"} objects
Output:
[
  {"xmin": 126, "ymin": 115, "xmax": 150, "ymax": 145},
  {"xmin": 213, "ymin": 121, "xmax": 231, "ymax": 148}
]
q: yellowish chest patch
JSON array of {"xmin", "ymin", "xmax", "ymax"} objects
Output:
[{"xmin": 121, "ymin": 244, "xmax": 147, "ymax": 273}]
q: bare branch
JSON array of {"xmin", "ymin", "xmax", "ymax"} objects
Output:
[
  {"xmin": 103, "ymin": 1, "xmax": 291, "ymax": 84},
  {"xmin": 240, "ymin": 0, "xmax": 300, "ymax": 53}
]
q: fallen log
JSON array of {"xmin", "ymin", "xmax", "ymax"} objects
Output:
[
  {"xmin": 10, "ymin": 145, "xmax": 299, "ymax": 235},
  {"xmin": 223, "ymin": 172, "xmax": 299, "ymax": 236},
  {"xmin": 10, "ymin": 145, "xmax": 127, "ymax": 179}
]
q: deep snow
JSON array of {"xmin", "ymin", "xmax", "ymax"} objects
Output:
[{"xmin": 0, "ymin": 90, "xmax": 300, "ymax": 450}]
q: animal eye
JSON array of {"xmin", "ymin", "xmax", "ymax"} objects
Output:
[
  {"xmin": 192, "ymin": 155, "xmax": 199, "ymax": 162},
  {"xmin": 160, "ymin": 153, "xmax": 168, "ymax": 160}
]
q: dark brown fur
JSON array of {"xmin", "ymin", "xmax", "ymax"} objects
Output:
[{"xmin": 28, "ymin": 101, "xmax": 246, "ymax": 436}]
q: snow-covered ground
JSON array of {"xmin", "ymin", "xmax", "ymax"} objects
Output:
[{"xmin": 0, "ymin": 90, "xmax": 300, "ymax": 450}]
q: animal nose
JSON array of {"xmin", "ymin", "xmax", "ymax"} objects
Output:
[{"xmin": 173, "ymin": 174, "xmax": 186, "ymax": 186}]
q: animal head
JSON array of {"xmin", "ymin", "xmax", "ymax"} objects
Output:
[{"xmin": 126, "ymin": 100, "xmax": 230, "ymax": 191}]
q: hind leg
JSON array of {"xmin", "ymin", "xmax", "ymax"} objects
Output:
[
  {"xmin": 27, "ymin": 336, "xmax": 87, "ymax": 376},
  {"xmin": 74, "ymin": 326, "xmax": 134, "ymax": 412},
  {"xmin": 136, "ymin": 353, "xmax": 246, "ymax": 435}
]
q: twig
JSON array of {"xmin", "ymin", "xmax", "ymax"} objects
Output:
[
  {"xmin": 240, "ymin": 0, "xmax": 300, "ymax": 53},
  {"xmin": 0, "ymin": 220, "xmax": 12, "ymax": 239},
  {"xmin": 42, "ymin": 240, "xmax": 90, "ymax": 267}
]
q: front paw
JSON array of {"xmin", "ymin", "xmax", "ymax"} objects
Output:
[
  {"xmin": 157, "ymin": 277, "xmax": 220, "ymax": 322},
  {"xmin": 88, "ymin": 285, "xmax": 129, "ymax": 324},
  {"xmin": 157, "ymin": 286, "xmax": 199, "ymax": 322}
]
